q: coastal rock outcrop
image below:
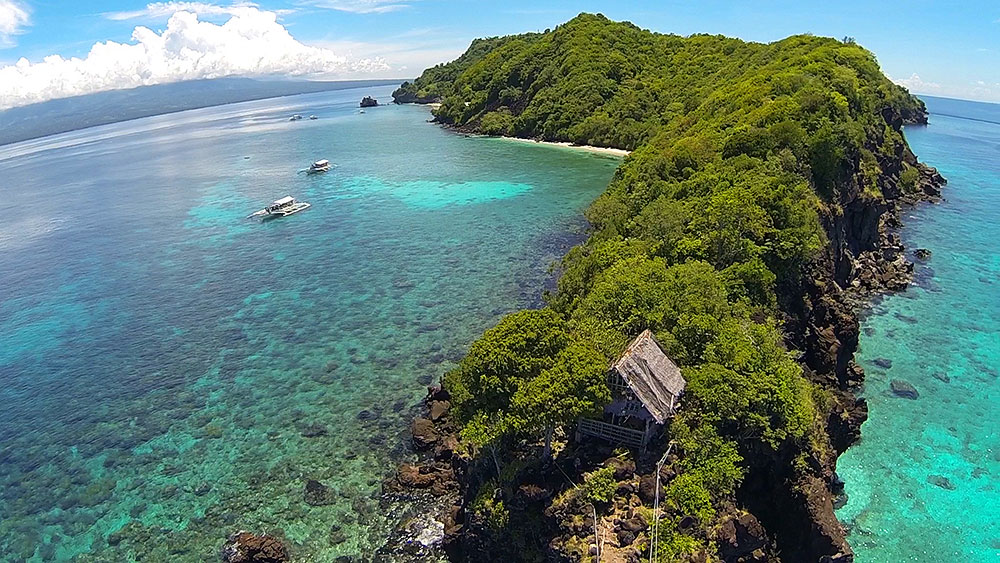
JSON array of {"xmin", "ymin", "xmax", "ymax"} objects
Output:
[
  {"xmin": 391, "ymin": 81, "xmax": 441, "ymax": 104},
  {"xmin": 411, "ymin": 417, "xmax": 438, "ymax": 450},
  {"xmin": 360, "ymin": 96, "xmax": 378, "ymax": 108},
  {"xmin": 220, "ymin": 531, "xmax": 289, "ymax": 563}
]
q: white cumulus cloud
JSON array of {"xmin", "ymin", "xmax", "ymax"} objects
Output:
[
  {"xmin": 0, "ymin": 6, "xmax": 388, "ymax": 109},
  {"xmin": 0, "ymin": 0, "xmax": 30, "ymax": 47},
  {"xmin": 892, "ymin": 73, "xmax": 941, "ymax": 93},
  {"xmin": 306, "ymin": 0, "xmax": 414, "ymax": 14}
]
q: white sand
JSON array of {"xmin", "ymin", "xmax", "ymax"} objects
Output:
[{"xmin": 497, "ymin": 136, "xmax": 629, "ymax": 157}]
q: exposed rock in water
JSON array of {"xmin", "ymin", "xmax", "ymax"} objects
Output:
[
  {"xmin": 220, "ymin": 531, "xmax": 289, "ymax": 563},
  {"xmin": 873, "ymin": 358, "xmax": 893, "ymax": 369},
  {"xmin": 914, "ymin": 248, "xmax": 932, "ymax": 260},
  {"xmin": 928, "ymin": 475, "xmax": 956, "ymax": 490},
  {"xmin": 360, "ymin": 96, "xmax": 378, "ymax": 108},
  {"xmin": 890, "ymin": 379, "xmax": 919, "ymax": 399},
  {"xmin": 411, "ymin": 417, "xmax": 438, "ymax": 450},
  {"xmin": 429, "ymin": 400, "xmax": 450, "ymax": 422},
  {"xmin": 303, "ymin": 479, "xmax": 336, "ymax": 506}
]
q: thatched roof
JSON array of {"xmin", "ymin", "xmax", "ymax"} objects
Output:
[{"xmin": 612, "ymin": 330, "xmax": 685, "ymax": 424}]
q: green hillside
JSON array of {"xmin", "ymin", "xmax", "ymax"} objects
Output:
[{"xmin": 397, "ymin": 13, "xmax": 930, "ymax": 561}]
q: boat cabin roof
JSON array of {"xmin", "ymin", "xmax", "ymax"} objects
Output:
[
  {"xmin": 313, "ymin": 159, "xmax": 329, "ymax": 166},
  {"xmin": 271, "ymin": 196, "xmax": 295, "ymax": 206}
]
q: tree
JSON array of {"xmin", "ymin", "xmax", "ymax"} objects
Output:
[
  {"xmin": 447, "ymin": 308, "xmax": 609, "ymax": 460},
  {"xmin": 511, "ymin": 341, "xmax": 610, "ymax": 458}
]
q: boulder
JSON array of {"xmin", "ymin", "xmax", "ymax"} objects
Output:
[
  {"xmin": 411, "ymin": 418, "xmax": 438, "ymax": 450},
  {"xmin": 429, "ymin": 400, "xmax": 450, "ymax": 422},
  {"xmin": 637, "ymin": 474, "xmax": 664, "ymax": 505},
  {"xmin": 932, "ymin": 371, "xmax": 951, "ymax": 384},
  {"xmin": 360, "ymin": 96, "xmax": 378, "ymax": 108},
  {"xmin": 890, "ymin": 379, "xmax": 919, "ymax": 399},
  {"xmin": 914, "ymin": 248, "xmax": 932, "ymax": 260},
  {"xmin": 619, "ymin": 516, "xmax": 648, "ymax": 534},
  {"xmin": 304, "ymin": 479, "xmax": 336, "ymax": 506},
  {"xmin": 220, "ymin": 531, "xmax": 289, "ymax": 563},
  {"xmin": 617, "ymin": 529, "xmax": 636, "ymax": 547},
  {"xmin": 714, "ymin": 512, "xmax": 768, "ymax": 561},
  {"xmin": 872, "ymin": 358, "xmax": 893, "ymax": 369},
  {"xmin": 397, "ymin": 464, "xmax": 435, "ymax": 489}
]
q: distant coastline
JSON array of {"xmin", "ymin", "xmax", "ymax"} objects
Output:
[{"xmin": 0, "ymin": 77, "xmax": 406, "ymax": 147}]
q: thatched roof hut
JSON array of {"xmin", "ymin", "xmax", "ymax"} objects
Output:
[
  {"xmin": 610, "ymin": 329, "xmax": 685, "ymax": 424},
  {"xmin": 577, "ymin": 330, "xmax": 685, "ymax": 448}
]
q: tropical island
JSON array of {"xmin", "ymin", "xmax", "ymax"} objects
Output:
[{"xmin": 383, "ymin": 13, "xmax": 945, "ymax": 563}]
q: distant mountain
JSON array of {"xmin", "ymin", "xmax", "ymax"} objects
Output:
[{"xmin": 0, "ymin": 77, "xmax": 404, "ymax": 146}]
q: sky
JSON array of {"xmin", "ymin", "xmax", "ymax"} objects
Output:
[{"xmin": 0, "ymin": 0, "xmax": 998, "ymax": 109}]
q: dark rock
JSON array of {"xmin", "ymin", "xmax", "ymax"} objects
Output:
[
  {"xmin": 619, "ymin": 516, "xmax": 648, "ymax": 534},
  {"xmin": 637, "ymin": 474, "xmax": 664, "ymax": 505},
  {"xmin": 304, "ymin": 479, "xmax": 336, "ymax": 506},
  {"xmin": 833, "ymin": 491, "xmax": 848, "ymax": 510},
  {"xmin": 194, "ymin": 481, "xmax": 212, "ymax": 496},
  {"xmin": 605, "ymin": 456, "xmax": 636, "ymax": 481},
  {"xmin": 357, "ymin": 409, "xmax": 380, "ymax": 421},
  {"xmin": 397, "ymin": 464, "xmax": 435, "ymax": 489},
  {"xmin": 890, "ymin": 379, "xmax": 919, "ymax": 399},
  {"xmin": 300, "ymin": 424, "xmax": 327, "ymax": 438},
  {"xmin": 617, "ymin": 530, "xmax": 636, "ymax": 547},
  {"xmin": 914, "ymin": 248, "xmax": 932, "ymax": 260},
  {"xmin": 220, "ymin": 531, "xmax": 289, "ymax": 563},
  {"xmin": 328, "ymin": 527, "xmax": 347, "ymax": 546},
  {"xmin": 872, "ymin": 358, "xmax": 893, "ymax": 369},
  {"xmin": 928, "ymin": 475, "xmax": 955, "ymax": 490},
  {"xmin": 411, "ymin": 418, "xmax": 438, "ymax": 450},
  {"xmin": 932, "ymin": 371, "xmax": 951, "ymax": 383},
  {"xmin": 360, "ymin": 96, "xmax": 378, "ymax": 108},
  {"xmin": 429, "ymin": 400, "xmax": 450, "ymax": 422}
]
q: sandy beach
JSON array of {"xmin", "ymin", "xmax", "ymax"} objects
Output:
[{"xmin": 497, "ymin": 135, "xmax": 630, "ymax": 157}]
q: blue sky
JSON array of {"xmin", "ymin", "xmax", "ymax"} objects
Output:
[{"xmin": 1, "ymin": 0, "xmax": 998, "ymax": 108}]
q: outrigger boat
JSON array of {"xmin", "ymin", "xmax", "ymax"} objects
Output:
[
  {"xmin": 247, "ymin": 196, "xmax": 311, "ymax": 219},
  {"xmin": 307, "ymin": 159, "xmax": 331, "ymax": 174}
]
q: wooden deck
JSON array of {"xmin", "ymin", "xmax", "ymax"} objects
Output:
[{"xmin": 577, "ymin": 418, "xmax": 649, "ymax": 448}]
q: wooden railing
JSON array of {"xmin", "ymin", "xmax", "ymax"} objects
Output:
[{"xmin": 577, "ymin": 418, "xmax": 647, "ymax": 448}]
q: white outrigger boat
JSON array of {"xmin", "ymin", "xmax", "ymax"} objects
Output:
[
  {"xmin": 247, "ymin": 196, "xmax": 311, "ymax": 219},
  {"xmin": 306, "ymin": 159, "xmax": 331, "ymax": 174}
]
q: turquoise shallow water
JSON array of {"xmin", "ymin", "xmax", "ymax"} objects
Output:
[
  {"xmin": 0, "ymin": 85, "xmax": 619, "ymax": 561},
  {"xmin": 836, "ymin": 96, "xmax": 1000, "ymax": 562}
]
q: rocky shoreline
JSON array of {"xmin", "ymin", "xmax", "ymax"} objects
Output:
[{"xmin": 372, "ymin": 100, "xmax": 946, "ymax": 562}]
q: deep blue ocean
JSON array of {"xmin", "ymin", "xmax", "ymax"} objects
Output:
[
  {"xmin": 0, "ymin": 84, "xmax": 620, "ymax": 561},
  {"xmin": 836, "ymin": 96, "xmax": 1000, "ymax": 562}
]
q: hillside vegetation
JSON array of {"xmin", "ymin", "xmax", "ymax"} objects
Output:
[{"xmin": 396, "ymin": 13, "xmax": 929, "ymax": 561}]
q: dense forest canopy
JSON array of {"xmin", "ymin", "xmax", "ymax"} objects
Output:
[{"xmin": 398, "ymin": 13, "xmax": 927, "ymax": 560}]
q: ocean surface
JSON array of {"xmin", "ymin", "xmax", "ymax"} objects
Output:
[
  {"xmin": 836, "ymin": 96, "xmax": 1000, "ymax": 562},
  {"xmin": 0, "ymin": 84, "xmax": 620, "ymax": 561}
]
